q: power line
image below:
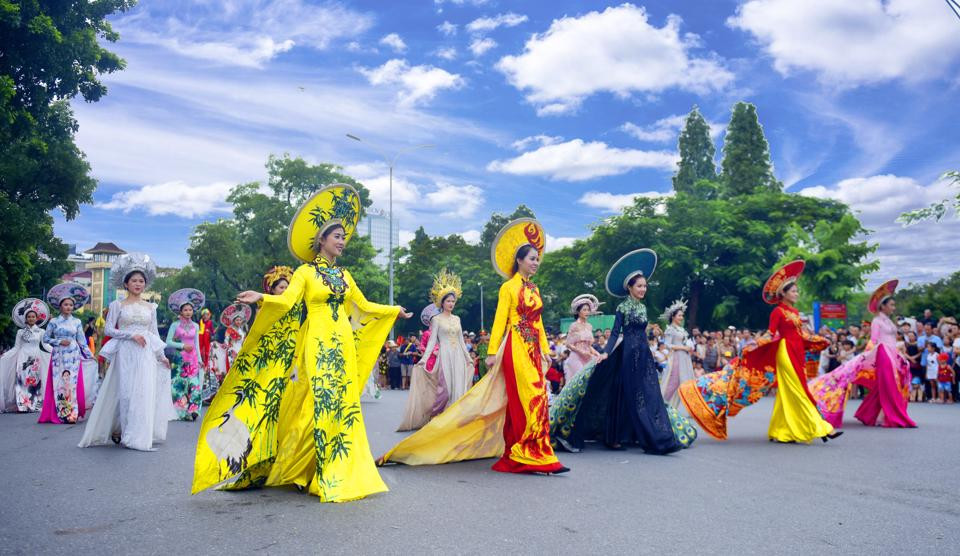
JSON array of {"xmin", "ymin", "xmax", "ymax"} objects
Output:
[{"xmin": 948, "ymin": 0, "xmax": 960, "ymax": 21}]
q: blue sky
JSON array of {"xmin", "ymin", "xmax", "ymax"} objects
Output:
[{"xmin": 55, "ymin": 0, "xmax": 960, "ymax": 289}]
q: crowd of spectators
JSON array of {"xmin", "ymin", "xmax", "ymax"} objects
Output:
[{"xmin": 377, "ymin": 308, "xmax": 960, "ymax": 405}]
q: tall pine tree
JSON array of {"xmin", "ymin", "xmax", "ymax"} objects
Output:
[
  {"xmin": 720, "ymin": 102, "xmax": 781, "ymax": 197},
  {"xmin": 672, "ymin": 106, "xmax": 716, "ymax": 193}
]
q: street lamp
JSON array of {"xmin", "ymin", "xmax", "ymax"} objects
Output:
[
  {"xmin": 346, "ymin": 134, "xmax": 433, "ymax": 336},
  {"xmin": 477, "ymin": 281, "xmax": 484, "ymax": 332}
]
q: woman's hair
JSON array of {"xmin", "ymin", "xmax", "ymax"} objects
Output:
[
  {"xmin": 441, "ymin": 292, "xmax": 457, "ymax": 305},
  {"xmin": 25, "ymin": 310, "xmax": 37, "ymax": 319},
  {"xmin": 59, "ymin": 297, "xmax": 74, "ymax": 308},
  {"xmin": 780, "ymin": 282, "xmax": 798, "ymax": 296},
  {"xmin": 313, "ymin": 223, "xmax": 346, "ymax": 253},
  {"xmin": 124, "ymin": 270, "xmax": 146, "ymax": 287},
  {"xmin": 270, "ymin": 278, "xmax": 289, "ymax": 292},
  {"xmin": 879, "ymin": 296, "xmax": 894, "ymax": 309},
  {"xmin": 576, "ymin": 302, "xmax": 590, "ymax": 315},
  {"xmin": 180, "ymin": 303, "xmax": 193, "ymax": 313},
  {"xmin": 511, "ymin": 244, "xmax": 537, "ymax": 275},
  {"xmin": 626, "ymin": 273, "xmax": 647, "ymax": 289}
]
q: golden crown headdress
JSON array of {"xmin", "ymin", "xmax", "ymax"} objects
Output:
[{"xmin": 430, "ymin": 268, "xmax": 463, "ymax": 307}]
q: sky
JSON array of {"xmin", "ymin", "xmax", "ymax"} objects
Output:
[{"xmin": 53, "ymin": 0, "xmax": 960, "ymax": 290}]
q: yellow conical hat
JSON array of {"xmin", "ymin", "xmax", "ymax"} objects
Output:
[
  {"xmin": 287, "ymin": 184, "xmax": 362, "ymax": 263},
  {"xmin": 490, "ymin": 218, "xmax": 546, "ymax": 279}
]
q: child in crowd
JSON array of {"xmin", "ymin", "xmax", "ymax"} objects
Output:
[
  {"xmin": 926, "ymin": 343, "xmax": 940, "ymax": 403},
  {"xmin": 937, "ymin": 352, "xmax": 954, "ymax": 404}
]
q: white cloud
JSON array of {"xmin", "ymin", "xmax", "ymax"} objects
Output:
[
  {"xmin": 621, "ymin": 114, "xmax": 723, "ymax": 143},
  {"xmin": 729, "ymin": 0, "xmax": 960, "ymax": 87},
  {"xmin": 798, "ymin": 174, "xmax": 960, "ymax": 287},
  {"xmin": 100, "ymin": 181, "xmax": 236, "ymax": 217},
  {"xmin": 425, "ymin": 183, "xmax": 484, "ymax": 218},
  {"xmin": 435, "ymin": 47, "xmax": 457, "ymax": 61},
  {"xmin": 379, "ymin": 33, "xmax": 407, "ymax": 53},
  {"xmin": 511, "ymin": 134, "xmax": 563, "ymax": 151},
  {"xmin": 469, "ymin": 37, "xmax": 497, "ymax": 57},
  {"xmin": 577, "ymin": 190, "xmax": 672, "ymax": 213},
  {"xmin": 487, "ymin": 139, "xmax": 678, "ymax": 181},
  {"xmin": 437, "ymin": 21, "xmax": 458, "ymax": 36},
  {"xmin": 345, "ymin": 165, "xmax": 485, "ymax": 224},
  {"xmin": 546, "ymin": 234, "xmax": 578, "ymax": 252},
  {"xmin": 466, "ymin": 12, "xmax": 529, "ymax": 33},
  {"xmin": 115, "ymin": 1, "xmax": 373, "ymax": 68},
  {"xmin": 359, "ymin": 59, "xmax": 465, "ymax": 106},
  {"xmin": 496, "ymin": 4, "xmax": 733, "ymax": 114},
  {"xmin": 399, "ymin": 229, "xmax": 416, "ymax": 248},
  {"xmin": 458, "ymin": 229, "xmax": 481, "ymax": 244}
]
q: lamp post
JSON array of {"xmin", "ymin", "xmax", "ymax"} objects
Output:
[
  {"xmin": 345, "ymin": 134, "xmax": 433, "ymax": 324},
  {"xmin": 477, "ymin": 281, "xmax": 484, "ymax": 332}
]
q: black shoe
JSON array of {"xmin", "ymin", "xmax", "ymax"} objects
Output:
[
  {"xmin": 821, "ymin": 431, "xmax": 844, "ymax": 443},
  {"xmin": 550, "ymin": 466, "xmax": 570, "ymax": 475}
]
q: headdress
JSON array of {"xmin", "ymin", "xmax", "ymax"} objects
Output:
[
  {"xmin": 660, "ymin": 298, "xmax": 688, "ymax": 323},
  {"xmin": 570, "ymin": 294, "xmax": 601, "ymax": 315},
  {"xmin": 762, "ymin": 260, "xmax": 805, "ymax": 305},
  {"xmin": 430, "ymin": 268, "xmax": 463, "ymax": 306},
  {"xmin": 220, "ymin": 303, "xmax": 252, "ymax": 328},
  {"xmin": 605, "ymin": 248, "xmax": 657, "ymax": 297},
  {"xmin": 420, "ymin": 303, "xmax": 441, "ymax": 327},
  {"xmin": 287, "ymin": 184, "xmax": 362, "ymax": 263},
  {"xmin": 12, "ymin": 298, "xmax": 50, "ymax": 328},
  {"xmin": 868, "ymin": 279, "xmax": 898, "ymax": 314},
  {"xmin": 262, "ymin": 266, "xmax": 294, "ymax": 293},
  {"xmin": 168, "ymin": 288, "xmax": 206, "ymax": 314},
  {"xmin": 47, "ymin": 282, "xmax": 91, "ymax": 309},
  {"xmin": 109, "ymin": 252, "xmax": 158, "ymax": 289},
  {"xmin": 490, "ymin": 218, "xmax": 546, "ymax": 279}
]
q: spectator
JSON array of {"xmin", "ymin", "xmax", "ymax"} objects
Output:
[
  {"xmin": 904, "ymin": 331, "xmax": 924, "ymax": 402},
  {"xmin": 386, "ymin": 341, "xmax": 402, "ymax": 390},
  {"xmin": 925, "ymin": 342, "xmax": 940, "ymax": 403},
  {"xmin": 921, "ymin": 309, "xmax": 938, "ymax": 329},
  {"xmin": 398, "ymin": 335, "xmax": 419, "ymax": 390},
  {"xmin": 937, "ymin": 352, "xmax": 954, "ymax": 404}
]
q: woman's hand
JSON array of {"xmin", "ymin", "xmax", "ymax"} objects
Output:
[
  {"xmin": 397, "ymin": 307, "xmax": 413, "ymax": 319},
  {"xmin": 132, "ymin": 334, "xmax": 147, "ymax": 347},
  {"xmin": 598, "ymin": 352, "xmax": 608, "ymax": 362},
  {"xmin": 160, "ymin": 358, "xmax": 171, "ymax": 369},
  {"xmin": 236, "ymin": 290, "xmax": 263, "ymax": 304},
  {"xmin": 59, "ymin": 339, "xmax": 71, "ymax": 347},
  {"xmin": 183, "ymin": 344, "xmax": 194, "ymax": 352},
  {"xmin": 485, "ymin": 355, "xmax": 497, "ymax": 368}
]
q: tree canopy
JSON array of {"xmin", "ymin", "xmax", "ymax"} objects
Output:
[{"xmin": 1, "ymin": 0, "xmax": 135, "ymax": 336}]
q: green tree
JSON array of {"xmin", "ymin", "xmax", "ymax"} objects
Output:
[
  {"xmin": 672, "ymin": 106, "xmax": 716, "ymax": 194},
  {"xmin": 720, "ymin": 102, "xmax": 781, "ymax": 197},
  {"xmin": 0, "ymin": 0, "xmax": 135, "ymax": 336},
  {"xmin": 898, "ymin": 171, "xmax": 960, "ymax": 225},
  {"xmin": 895, "ymin": 272, "xmax": 960, "ymax": 319},
  {"xmin": 154, "ymin": 156, "xmax": 384, "ymax": 323},
  {"xmin": 777, "ymin": 213, "xmax": 879, "ymax": 308}
]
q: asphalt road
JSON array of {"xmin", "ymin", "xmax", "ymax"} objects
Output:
[{"xmin": 1, "ymin": 392, "xmax": 957, "ymax": 555}]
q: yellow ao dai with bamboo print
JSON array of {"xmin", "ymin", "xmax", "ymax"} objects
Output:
[{"xmin": 192, "ymin": 259, "xmax": 399, "ymax": 502}]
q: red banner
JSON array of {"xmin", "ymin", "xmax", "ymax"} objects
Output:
[{"xmin": 819, "ymin": 303, "xmax": 847, "ymax": 320}]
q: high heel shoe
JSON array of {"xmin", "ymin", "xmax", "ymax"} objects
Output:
[{"xmin": 821, "ymin": 431, "xmax": 844, "ymax": 443}]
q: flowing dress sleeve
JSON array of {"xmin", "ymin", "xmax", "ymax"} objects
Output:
[
  {"xmin": 344, "ymin": 269, "xmax": 400, "ymax": 386},
  {"xmin": 148, "ymin": 303, "xmax": 166, "ymax": 359},
  {"xmin": 419, "ymin": 318, "xmax": 440, "ymax": 368},
  {"xmin": 453, "ymin": 316, "xmax": 473, "ymax": 361},
  {"xmin": 104, "ymin": 301, "xmax": 131, "ymax": 340},
  {"xmin": 166, "ymin": 322, "xmax": 184, "ymax": 350},
  {"xmin": 74, "ymin": 317, "xmax": 94, "ymax": 359},
  {"xmin": 487, "ymin": 280, "xmax": 513, "ymax": 353},
  {"xmin": 602, "ymin": 311, "xmax": 624, "ymax": 355}
]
